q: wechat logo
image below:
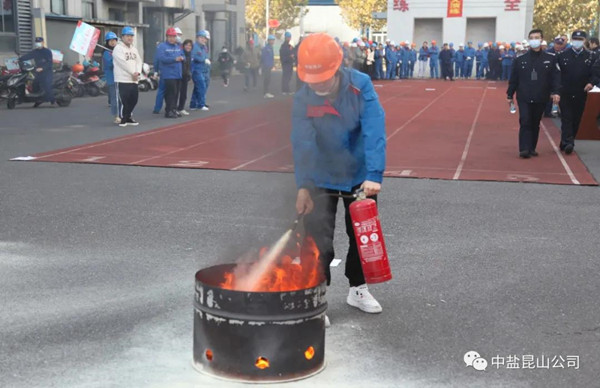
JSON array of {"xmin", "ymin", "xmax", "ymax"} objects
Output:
[{"xmin": 464, "ymin": 351, "xmax": 488, "ymax": 371}]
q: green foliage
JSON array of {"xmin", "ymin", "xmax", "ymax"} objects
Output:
[
  {"xmin": 336, "ymin": 0, "xmax": 387, "ymax": 32},
  {"xmin": 533, "ymin": 0, "xmax": 599, "ymax": 40},
  {"xmin": 246, "ymin": 0, "xmax": 309, "ymax": 39}
]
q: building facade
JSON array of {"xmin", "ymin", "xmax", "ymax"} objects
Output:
[
  {"xmin": 386, "ymin": 0, "xmax": 535, "ymax": 45},
  {"xmin": 1, "ymin": 0, "xmax": 245, "ymax": 68},
  {"xmin": 289, "ymin": 0, "xmax": 359, "ymax": 43}
]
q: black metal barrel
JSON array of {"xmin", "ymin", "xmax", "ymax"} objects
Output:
[{"xmin": 193, "ymin": 264, "xmax": 327, "ymax": 383}]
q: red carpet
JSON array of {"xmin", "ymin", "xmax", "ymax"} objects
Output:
[{"xmin": 19, "ymin": 80, "xmax": 598, "ymax": 186}]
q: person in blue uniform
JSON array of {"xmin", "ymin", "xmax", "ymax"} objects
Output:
[
  {"xmin": 102, "ymin": 32, "xmax": 120, "ymax": 123},
  {"xmin": 501, "ymin": 45, "xmax": 514, "ymax": 81},
  {"xmin": 292, "ymin": 33, "xmax": 386, "ymax": 320},
  {"xmin": 261, "ymin": 35, "xmax": 275, "ymax": 98},
  {"xmin": 19, "ymin": 37, "xmax": 55, "ymax": 107},
  {"xmin": 464, "ymin": 42, "xmax": 476, "ymax": 79},
  {"xmin": 454, "ymin": 44, "xmax": 465, "ymax": 79},
  {"xmin": 156, "ymin": 27, "xmax": 184, "ymax": 118},
  {"xmin": 385, "ymin": 41, "xmax": 396, "ymax": 80},
  {"xmin": 190, "ymin": 30, "xmax": 210, "ymax": 111},
  {"xmin": 418, "ymin": 41, "xmax": 429, "ymax": 78},
  {"xmin": 374, "ymin": 43, "xmax": 384, "ymax": 80},
  {"xmin": 428, "ymin": 40, "xmax": 439, "ymax": 78},
  {"xmin": 152, "ymin": 45, "xmax": 166, "ymax": 114},
  {"xmin": 280, "ymin": 31, "xmax": 295, "ymax": 94},
  {"xmin": 408, "ymin": 43, "xmax": 417, "ymax": 78}
]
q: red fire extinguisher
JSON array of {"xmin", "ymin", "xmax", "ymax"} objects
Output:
[{"xmin": 349, "ymin": 191, "xmax": 392, "ymax": 284}]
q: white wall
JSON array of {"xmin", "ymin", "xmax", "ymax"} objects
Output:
[
  {"xmin": 289, "ymin": 5, "xmax": 360, "ymax": 43},
  {"xmin": 387, "ymin": 0, "xmax": 534, "ymax": 44}
]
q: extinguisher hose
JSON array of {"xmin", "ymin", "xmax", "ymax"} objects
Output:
[{"xmin": 315, "ymin": 188, "xmax": 366, "ymax": 200}]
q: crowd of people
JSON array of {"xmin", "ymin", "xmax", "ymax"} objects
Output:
[{"xmin": 340, "ymin": 35, "xmax": 600, "ymax": 82}]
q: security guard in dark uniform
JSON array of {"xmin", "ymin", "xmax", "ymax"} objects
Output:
[
  {"xmin": 557, "ymin": 30, "xmax": 599, "ymax": 154},
  {"xmin": 19, "ymin": 37, "xmax": 55, "ymax": 107},
  {"xmin": 507, "ymin": 29, "xmax": 560, "ymax": 158}
]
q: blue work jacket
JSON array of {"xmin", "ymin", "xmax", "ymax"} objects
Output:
[{"xmin": 291, "ymin": 67, "xmax": 386, "ymax": 192}]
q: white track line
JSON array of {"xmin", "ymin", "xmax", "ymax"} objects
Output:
[
  {"xmin": 540, "ymin": 121, "xmax": 580, "ymax": 185},
  {"xmin": 130, "ymin": 121, "xmax": 271, "ymax": 164},
  {"xmin": 453, "ymin": 88, "xmax": 488, "ymax": 180},
  {"xmin": 231, "ymin": 144, "xmax": 291, "ymax": 171},
  {"xmin": 386, "ymin": 86, "xmax": 453, "ymax": 140},
  {"xmin": 34, "ymin": 112, "xmax": 238, "ymax": 160}
]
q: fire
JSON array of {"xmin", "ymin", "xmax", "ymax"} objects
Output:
[
  {"xmin": 304, "ymin": 346, "xmax": 315, "ymax": 360},
  {"xmin": 220, "ymin": 236, "xmax": 323, "ymax": 292},
  {"xmin": 255, "ymin": 357, "xmax": 270, "ymax": 369}
]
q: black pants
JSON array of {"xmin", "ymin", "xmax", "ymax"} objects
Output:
[
  {"xmin": 441, "ymin": 62, "xmax": 453, "ymax": 79},
  {"xmin": 177, "ymin": 76, "xmax": 190, "ymax": 111},
  {"xmin": 517, "ymin": 100, "xmax": 546, "ymax": 153},
  {"xmin": 304, "ymin": 186, "xmax": 375, "ymax": 287},
  {"xmin": 221, "ymin": 69, "xmax": 231, "ymax": 85},
  {"xmin": 282, "ymin": 63, "xmax": 293, "ymax": 93},
  {"xmin": 116, "ymin": 82, "xmax": 139, "ymax": 120},
  {"xmin": 164, "ymin": 79, "xmax": 180, "ymax": 115},
  {"xmin": 262, "ymin": 66, "xmax": 272, "ymax": 94},
  {"xmin": 559, "ymin": 94, "xmax": 587, "ymax": 147}
]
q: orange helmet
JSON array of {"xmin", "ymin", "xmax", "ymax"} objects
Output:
[
  {"xmin": 411, "ymin": 43, "xmax": 416, "ymax": 47},
  {"xmin": 297, "ymin": 33, "xmax": 343, "ymax": 83},
  {"xmin": 72, "ymin": 63, "xmax": 84, "ymax": 73}
]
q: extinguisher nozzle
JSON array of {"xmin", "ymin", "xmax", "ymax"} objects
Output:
[{"xmin": 291, "ymin": 213, "xmax": 304, "ymax": 231}]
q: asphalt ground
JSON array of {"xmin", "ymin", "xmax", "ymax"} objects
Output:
[{"xmin": 1, "ymin": 74, "xmax": 600, "ymax": 388}]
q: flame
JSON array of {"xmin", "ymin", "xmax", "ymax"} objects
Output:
[
  {"xmin": 304, "ymin": 346, "xmax": 315, "ymax": 360},
  {"xmin": 255, "ymin": 357, "xmax": 270, "ymax": 369},
  {"xmin": 220, "ymin": 236, "xmax": 323, "ymax": 292}
]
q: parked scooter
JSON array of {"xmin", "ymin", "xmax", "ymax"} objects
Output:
[
  {"xmin": 5, "ymin": 61, "xmax": 73, "ymax": 109},
  {"xmin": 137, "ymin": 63, "xmax": 155, "ymax": 92},
  {"xmin": 77, "ymin": 61, "xmax": 105, "ymax": 97}
]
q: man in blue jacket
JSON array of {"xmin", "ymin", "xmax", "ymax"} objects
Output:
[
  {"xmin": 156, "ymin": 27, "xmax": 184, "ymax": 118},
  {"xmin": 374, "ymin": 43, "xmax": 383, "ymax": 80},
  {"xmin": 20, "ymin": 37, "xmax": 55, "ymax": 107},
  {"xmin": 190, "ymin": 30, "xmax": 210, "ymax": 111},
  {"xmin": 292, "ymin": 33, "xmax": 386, "ymax": 321},
  {"xmin": 385, "ymin": 41, "xmax": 396, "ymax": 80},
  {"xmin": 463, "ymin": 42, "xmax": 476, "ymax": 79},
  {"xmin": 454, "ymin": 44, "xmax": 465, "ymax": 78},
  {"xmin": 261, "ymin": 35, "xmax": 275, "ymax": 98},
  {"xmin": 103, "ymin": 32, "xmax": 120, "ymax": 123},
  {"xmin": 428, "ymin": 40, "xmax": 439, "ymax": 78}
]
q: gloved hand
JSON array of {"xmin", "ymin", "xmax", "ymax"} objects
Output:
[
  {"xmin": 205, "ymin": 59, "xmax": 211, "ymax": 65},
  {"xmin": 467, "ymin": 57, "xmax": 472, "ymax": 60}
]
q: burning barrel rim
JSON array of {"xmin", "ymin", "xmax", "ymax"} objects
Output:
[{"xmin": 193, "ymin": 264, "xmax": 328, "ymax": 383}]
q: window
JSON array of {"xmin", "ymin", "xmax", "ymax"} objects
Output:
[
  {"xmin": 1, "ymin": 0, "xmax": 16, "ymax": 33},
  {"xmin": 82, "ymin": 0, "xmax": 95, "ymax": 19},
  {"xmin": 51, "ymin": 0, "xmax": 65, "ymax": 15},
  {"xmin": 109, "ymin": 8, "xmax": 124, "ymax": 22}
]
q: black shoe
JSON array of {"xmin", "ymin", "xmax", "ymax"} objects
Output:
[
  {"xmin": 118, "ymin": 118, "xmax": 128, "ymax": 127},
  {"xmin": 530, "ymin": 150, "xmax": 539, "ymax": 157},
  {"xmin": 175, "ymin": 110, "xmax": 182, "ymax": 117},
  {"xmin": 519, "ymin": 151, "xmax": 531, "ymax": 158},
  {"xmin": 559, "ymin": 142, "xmax": 566, "ymax": 151},
  {"xmin": 127, "ymin": 118, "xmax": 139, "ymax": 126},
  {"xmin": 565, "ymin": 144, "xmax": 574, "ymax": 154},
  {"xmin": 165, "ymin": 112, "xmax": 178, "ymax": 119},
  {"xmin": 33, "ymin": 101, "xmax": 42, "ymax": 108},
  {"xmin": 152, "ymin": 110, "xmax": 160, "ymax": 114}
]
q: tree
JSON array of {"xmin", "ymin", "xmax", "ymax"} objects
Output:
[
  {"xmin": 246, "ymin": 0, "xmax": 309, "ymax": 39},
  {"xmin": 336, "ymin": 0, "xmax": 387, "ymax": 33},
  {"xmin": 533, "ymin": 0, "xmax": 599, "ymax": 40}
]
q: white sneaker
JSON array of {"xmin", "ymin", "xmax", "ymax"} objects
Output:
[
  {"xmin": 347, "ymin": 284, "xmax": 382, "ymax": 313},
  {"xmin": 200, "ymin": 106, "xmax": 209, "ymax": 111},
  {"xmin": 264, "ymin": 93, "xmax": 274, "ymax": 99},
  {"xmin": 113, "ymin": 116, "xmax": 121, "ymax": 124},
  {"xmin": 178, "ymin": 110, "xmax": 190, "ymax": 116},
  {"xmin": 325, "ymin": 315, "xmax": 330, "ymax": 328}
]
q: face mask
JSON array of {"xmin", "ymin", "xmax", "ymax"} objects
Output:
[
  {"xmin": 34, "ymin": 42, "xmax": 42, "ymax": 48},
  {"xmin": 176, "ymin": 36, "xmax": 182, "ymax": 44},
  {"xmin": 529, "ymin": 39, "xmax": 541, "ymax": 49},
  {"xmin": 571, "ymin": 40, "xmax": 584, "ymax": 49}
]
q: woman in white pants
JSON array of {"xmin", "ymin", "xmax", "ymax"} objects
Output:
[{"xmin": 417, "ymin": 41, "xmax": 429, "ymax": 78}]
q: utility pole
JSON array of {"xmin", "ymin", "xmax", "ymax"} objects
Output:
[{"xmin": 265, "ymin": 0, "xmax": 269, "ymax": 38}]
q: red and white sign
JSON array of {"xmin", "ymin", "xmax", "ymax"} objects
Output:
[
  {"xmin": 69, "ymin": 20, "xmax": 101, "ymax": 58},
  {"xmin": 504, "ymin": 0, "xmax": 521, "ymax": 11},
  {"xmin": 393, "ymin": 0, "xmax": 409, "ymax": 12},
  {"xmin": 447, "ymin": 0, "xmax": 463, "ymax": 17}
]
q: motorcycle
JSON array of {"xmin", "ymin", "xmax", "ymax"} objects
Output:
[
  {"xmin": 76, "ymin": 62, "xmax": 105, "ymax": 97},
  {"xmin": 137, "ymin": 63, "xmax": 156, "ymax": 92},
  {"xmin": 5, "ymin": 62, "xmax": 73, "ymax": 109}
]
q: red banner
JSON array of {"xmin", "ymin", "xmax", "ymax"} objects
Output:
[
  {"xmin": 447, "ymin": 0, "xmax": 463, "ymax": 18},
  {"xmin": 87, "ymin": 28, "xmax": 101, "ymax": 58}
]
